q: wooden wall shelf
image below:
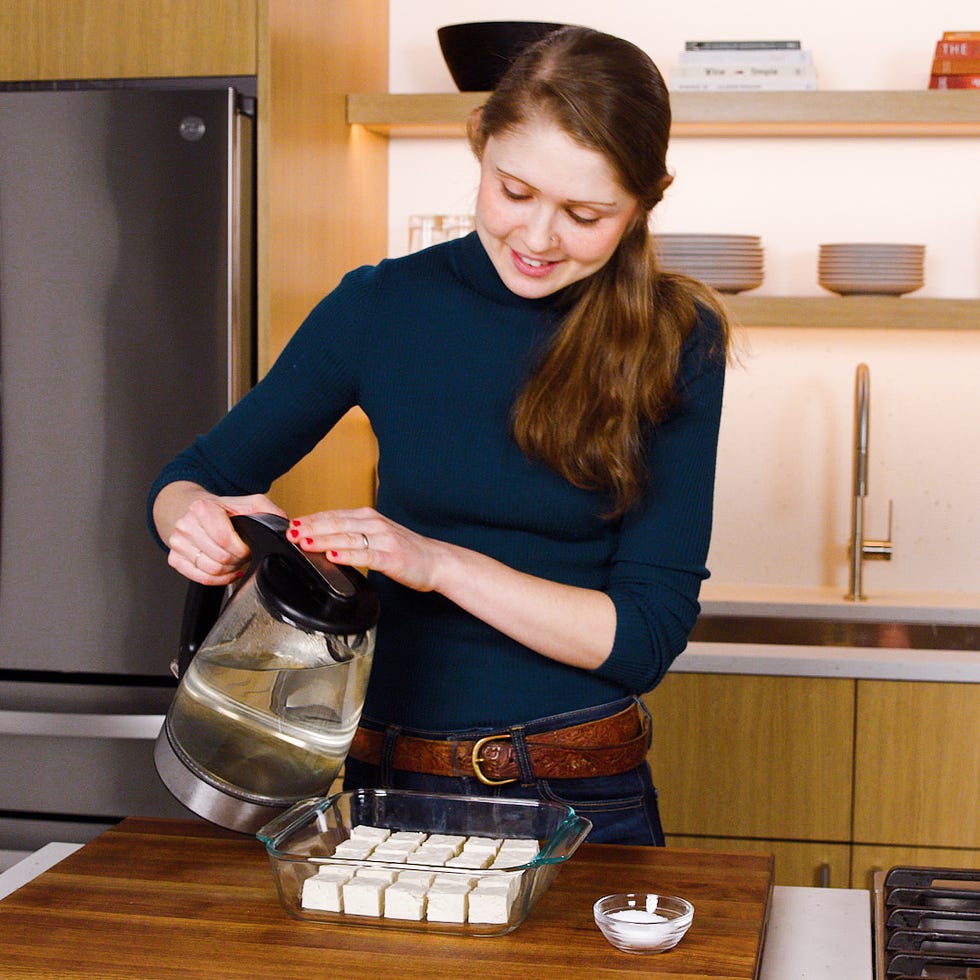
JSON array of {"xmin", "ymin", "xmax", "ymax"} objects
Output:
[
  {"xmin": 346, "ymin": 89, "xmax": 980, "ymax": 330},
  {"xmin": 724, "ymin": 296, "xmax": 978, "ymax": 330},
  {"xmin": 347, "ymin": 90, "xmax": 980, "ymax": 138}
]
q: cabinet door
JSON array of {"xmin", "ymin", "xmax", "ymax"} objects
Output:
[
  {"xmin": 854, "ymin": 680, "xmax": 980, "ymax": 848},
  {"xmin": 644, "ymin": 673, "xmax": 855, "ymax": 841},
  {"xmin": 259, "ymin": 0, "xmax": 387, "ymax": 516},
  {"xmin": 0, "ymin": 0, "xmax": 257, "ymax": 79},
  {"xmin": 669, "ymin": 835, "xmax": 851, "ymax": 889},
  {"xmin": 271, "ymin": 408, "xmax": 378, "ymax": 514},
  {"xmin": 851, "ymin": 843, "xmax": 980, "ymax": 891}
]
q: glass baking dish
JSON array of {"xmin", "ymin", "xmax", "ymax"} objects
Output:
[{"xmin": 256, "ymin": 788, "xmax": 592, "ymax": 936}]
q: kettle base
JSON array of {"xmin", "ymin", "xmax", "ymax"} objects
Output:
[{"xmin": 154, "ymin": 725, "xmax": 291, "ymax": 835}]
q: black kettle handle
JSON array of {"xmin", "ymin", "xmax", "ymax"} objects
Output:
[
  {"xmin": 174, "ymin": 513, "xmax": 292, "ymax": 680},
  {"xmin": 175, "ymin": 580, "xmax": 227, "ymax": 679}
]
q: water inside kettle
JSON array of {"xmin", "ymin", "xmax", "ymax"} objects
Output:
[{"xmin": 167, "ymin": 636, "xmax": 372, "ymax": 801}]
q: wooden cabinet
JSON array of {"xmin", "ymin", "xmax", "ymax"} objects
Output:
[
  {"xmin": 853, "ymin": 680, "xmax": 980, "ymax": 849},
  {"xmin": 646, "ymin": 672, "xmax": 980, "ymax": 887},
  {"xmin": 256, "ymin": 0, "xmax": 386, "ymax": 513},
  {"xmin": 644, "ymin": 673, "xmax": 855, "ymax": 842},
  {"xmin": 0, "ymin": 0, "xmax": 257, "ymax": 79},
  {"xmin": 670, "ymin": 835, "xmax": 851, "ymax": 889},
  {"xmin": 643, "ymin": 673, "xmax": 855, "ymax": 885}
]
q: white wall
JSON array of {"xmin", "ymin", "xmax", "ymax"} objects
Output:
[{"xmin": 385, "ymin": 1, "xmax": 980, "ymax": 597}]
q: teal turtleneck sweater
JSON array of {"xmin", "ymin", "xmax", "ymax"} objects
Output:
[{"xmin": 149, "ymin": 232, "xmax": 726, "ymax": 729}]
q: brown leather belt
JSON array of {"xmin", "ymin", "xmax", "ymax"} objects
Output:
[{"xmin": 347, "ymin": 702, "xmax": 650, "ymax": 786}]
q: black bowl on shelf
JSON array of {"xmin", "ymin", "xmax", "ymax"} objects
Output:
[{"xmin": 437, "ymin": 21, "xmax": 566, "ymax": 92}]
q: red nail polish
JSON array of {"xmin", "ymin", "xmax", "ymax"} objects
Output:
[
  {"xmin": 304, "ymin": 537, "xmax": 314, "ymax": 546},
  {"xmin": 291, "ymin": 519, "xmax": 301, "ymax": 527},
  {"xmin": 328, "ymin": 551, "xmax": 339, "ymax": 559},
  {"xmin": 288, "ymin": 528, "xmax": 299, "ymax": 539}
]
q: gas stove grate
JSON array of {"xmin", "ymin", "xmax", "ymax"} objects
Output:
[{"xmin": 874, "ymin": 866, "xmax": 980, "ymax": 979}]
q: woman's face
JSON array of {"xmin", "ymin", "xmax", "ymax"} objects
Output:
[{"xmin": 475, "ymin": 119, "xmax": 640, "ymax": 300}]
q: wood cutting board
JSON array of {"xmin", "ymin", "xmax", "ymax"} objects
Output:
[{"xmin": 0, "ymin": 817, "xmax": 773, "ymax": 978}]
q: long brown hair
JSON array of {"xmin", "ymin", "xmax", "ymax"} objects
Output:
[{"xmin": 469, "ymin": 27, "xmax": 731, "ymax": 517}]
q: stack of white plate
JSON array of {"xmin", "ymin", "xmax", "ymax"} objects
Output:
[
  {"xmin": 653, "ymin": 234, "xmax": 763, "ymax": 293},
  {"xmin": 818, "ymin": 243, "xmax": 925, "ymax": 296}
]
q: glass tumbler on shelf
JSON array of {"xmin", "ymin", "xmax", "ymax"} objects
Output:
[{"xmin": 408, "ymin": 214, "xmax": 475, "ymax": 253}]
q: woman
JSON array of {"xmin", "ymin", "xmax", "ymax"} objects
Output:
[{"xmin": 149, "ymin": 27, "xmax": 732, "ymax": 845}]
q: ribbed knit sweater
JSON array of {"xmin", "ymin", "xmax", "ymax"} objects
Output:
[{"xmin": 149, "ymin": 232, "xmax": 726, "ymax": 729}]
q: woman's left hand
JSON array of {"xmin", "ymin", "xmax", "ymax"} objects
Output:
[{"xmin": 288, "ymin": 507, "xmax": 445, "ymax": 593}]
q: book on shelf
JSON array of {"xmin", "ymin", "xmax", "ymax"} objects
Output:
[
  {"xmin": 672, "ymin": 64, "xmax": 816, "ymax": 80},
  {"xmin": 672, "ymin": 39, "xmax": 816, "ymax": 90},
  {"xmin": 932, "ymin": 55, "xmax": 980, "ymax": 74},
  {"xmin": 929, "ymin": 73, "xmax": 980, "ymax": 88},
  {"xmin": 684, "ymin": 39, "xmax": 801, "ymax": 50},
  {"xmin": 671, "ymin": 76, "xmax": 818, "ymax": 92},
  {"xmin": 678, "ymin": 47, "xmax": 812, "ymax": 65},
  {"xmin": 935, "ymin": 38, "xmax": 980, "ymax": 57}
]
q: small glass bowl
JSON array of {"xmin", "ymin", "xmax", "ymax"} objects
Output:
[{"xmin": 593, "ymin": 893, "xmax": 694, "ymax": 954}]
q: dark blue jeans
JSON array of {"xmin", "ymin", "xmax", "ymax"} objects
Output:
[{"xmin": 343, "ymin": 697, "xmax": 665, "ymax": 847}]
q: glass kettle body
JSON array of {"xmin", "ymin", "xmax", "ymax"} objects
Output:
[{"xmin": 154, "ymin": 514, "xmax": 380, "ymax": 833}]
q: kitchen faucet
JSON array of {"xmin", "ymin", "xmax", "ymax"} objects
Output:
[{"xmin": 845, "ymin": 363, "xmax": 893, "ymax": 600}]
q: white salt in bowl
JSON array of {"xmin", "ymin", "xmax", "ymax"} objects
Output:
[{"xmin": 593, "ymin": 893, "xmax": 694, "ymax": 953}]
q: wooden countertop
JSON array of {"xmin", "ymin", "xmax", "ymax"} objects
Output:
[{"xmin": 0, "ymin": 817, "xmax": 774, "ymax": 978}]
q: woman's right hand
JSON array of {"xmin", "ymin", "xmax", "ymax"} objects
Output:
[{"xmin": 152, "ymin": 480, "xmax": 287, "ymax": 585}]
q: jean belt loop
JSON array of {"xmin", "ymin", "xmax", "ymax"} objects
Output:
[
  {"xmin": 634, "ymin": 695, "xmax": 653, "ymax": 750},
  {"xmin": 379, "ymin": 725, "xmax": 401, "ymax": 787},
  {"xmin": 508, "ymin": 725, "xmax": 536, "ymax": 785}
]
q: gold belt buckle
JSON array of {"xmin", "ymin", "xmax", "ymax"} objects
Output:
[{"xmin": 471, "ymin": 734, "xmax": 517, "ymax": 786}]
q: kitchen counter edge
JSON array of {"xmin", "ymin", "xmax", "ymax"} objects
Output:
[{"xmin": 675, "ymin": 639, "xmax": 980, "ymax": 682}]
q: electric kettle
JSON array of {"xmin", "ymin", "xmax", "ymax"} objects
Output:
[{"xmin": 154, "ymin": 513, "xmax": 380, "ymax": 834}]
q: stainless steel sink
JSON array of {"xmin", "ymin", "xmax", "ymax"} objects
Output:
[{"xmin": 689, "ymin": 616, "xmax": 979, "ymax": 651}]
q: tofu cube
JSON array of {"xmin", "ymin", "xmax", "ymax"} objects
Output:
[
  {"xmin": 342, "ymin": 877, "xmax": 387, "ymax": 917},
  {"xmin": 383, "ymin": 881, "xmax": 427, "ymax": 921},
  {"xmin": 397, "ymin": 870, "xmax": 436, "ymax": 887},
  {"xmin": 483, "ymin": 871, "xmax": 523, "ymax": 902},
  {"xmin": 368, "ymin": 846, "xmax": 412, "ymax": 863},
  {"xmin": 425, "ymin": 880, "xmax": 471, "ymax": 923},
  {"xmin": 496, "ymin": 839, "xmax": 539, "ymax": 864},
  {"xmin": 388, "ymin": 831, "xmax": 427, "ymax": 846},
  {"xmin": 446, "ymin": 851, "xmax": 493, "ymax": 870},
  {"xmin": 332, "ymin": 840, "xmax": 376, "ymax": 860},
  {"xmin": 490, "ymin": 848, "xmax": 536, "ymax": 869},
  {"xmin": 431, "ymin": 872, "xmax": 478, "ymax": 887},
  {"xmin": 354, "ymin": 867, "xmax": 397, "ymax": 884},
  {"xmin": 425, "ymin": 834, "xmax": 465, "ymax": 854},
  {"xmin": 411, "ymin": 844, "xmax": 456, "ymax": 865},
  {"xmin": 349, "ymin": 824, "xmax": 391, "ymax": 843},
  {"xmin": 301, "ymin": 867, "xmax": 354, "ymax": 912},
  {"xmin": 467, "ymin": 880, "xmax": 515, "ymax": 925}
]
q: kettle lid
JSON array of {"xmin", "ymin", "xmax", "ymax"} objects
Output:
[{"xmin": 234, "ymin": 514, "xmax": 380, "ymax": 635}]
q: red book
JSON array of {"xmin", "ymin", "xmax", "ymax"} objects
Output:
[
  {"xmin": 935, "ymin": 39, "xmax": 980, "ymax": 57},
  {"xmin": 929, "ymin": 73, "xmax": 980, "ymax": 88},
  {"xmin": 932, "ymin": 55, "xmax": 980, "ymax": 74}
]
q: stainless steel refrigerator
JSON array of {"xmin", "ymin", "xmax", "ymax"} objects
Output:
[{"xmin": 0, "ymin": 79, "xmax": 256, "ymax": 858}]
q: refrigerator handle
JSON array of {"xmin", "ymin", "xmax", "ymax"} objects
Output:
[
  {"xmin": 227, "ymin": 88, "xmax": 255, "ymax": 409},
  {"xmin": 0, "ymin": 709, "xmax": 164, "ymax": 740}
]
